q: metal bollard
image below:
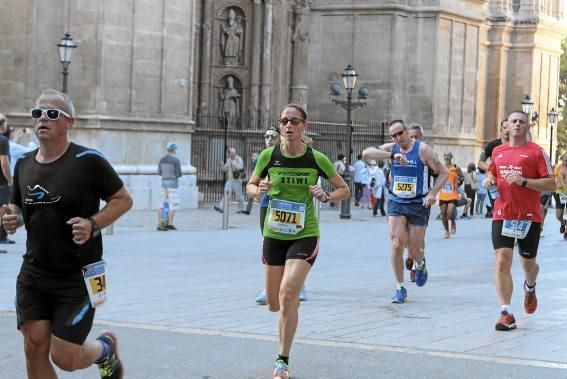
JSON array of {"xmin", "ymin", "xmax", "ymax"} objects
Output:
[
  {"xmin": 222, "ymin": 189, "xmax": 230, "ymax": 230},
  {"xmin": 105, "ymin": 223, "xmax": 114, "ymax": 235}
]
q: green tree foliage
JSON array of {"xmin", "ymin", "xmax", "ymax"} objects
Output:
[{"xmin": 557, "ymin": 38, "xmax": 567, "ymax": 163}]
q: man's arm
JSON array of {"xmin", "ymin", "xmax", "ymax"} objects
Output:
[
  {"xmin": 1, "ymin": 204, "xmax": 23, "ymax": 234},
  {"xmin": 456, "ymin": 166, "xmax": 465, "ymax": 184},
  {"xmin": 67, "ymin": 186, "xmax": 133, "ymax": 245},
  {"xmin": 477, "ymin": 151, "xmax": 490, "ymax": 172},
  {"xmin": 421, "ymin": 145, "xmax": 448, "ymax": 197},
  {"xmin": 0, "ymin": 155, "xmax": 12, "ymax": 186},
  {"xmin": 362, "ymin": 143, "xmax": 407, "ymax": 164}
]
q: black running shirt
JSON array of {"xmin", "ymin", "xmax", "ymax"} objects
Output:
[{"xmin": 11, "ymin": 143, "xmax": 124, "ymax": 275}]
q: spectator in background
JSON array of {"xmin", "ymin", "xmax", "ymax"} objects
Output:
[
  {"xmin": 353, "ymin": 153, "xmax": 366, "ymax": 206},
  {"xmin": 214, "ymin": 147, "xmax": 246, "ymax": 214},
  {"xmin": 331, "ymin": 154, "xmax": 346, "ymax": 209},
  {"xmin": 368, "ymin": 159, "xmax": 387, "ymax": 216},
  {"xmin": 475, "ymin": 169, "xmax": 487, "ymax": 216},
  {"xmin": 0, "ymin": 113, "xmax": 13, "ymax": 246},
  {"xmin": 463, "ymin": 163, "xmax": 478, "ymax": 217},
  {"xmin": 157, "ymin": 141, "xmax": 182, "ymax": 231},
  {"xmin": 9, "ymin": 128, "xmax": 38, "ymax": 174}
]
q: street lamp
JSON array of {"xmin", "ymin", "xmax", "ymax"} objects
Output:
[
  {"xmin": 330, "ymin": 64, "xmax": 368, "ymax": 219},
  {"xmin": 57, "ymin": 32, "xmax": 77, "ymax": 93},
  {"xmin": 548, "ymin": 107, "xmax": 558, "ymax": 162},
  {"xmin": 521, "ymin": 95, "xmax": 539, "ymax": 125}
]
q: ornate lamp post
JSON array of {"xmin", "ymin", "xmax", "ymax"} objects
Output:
[
  {"xmin": 521, "ymin": 95, "xmax": 539, "ymax": 125},
  {"xmin": 57, "ymin": 32, "xmax": 77, "ymax": 93},
  {"xmin": 330, "ymin": 64, "xmax": 368, "ymax": 219},
  {"xmin": 548, "ymin": 107, "xmax": 558, "ymax": 163}
]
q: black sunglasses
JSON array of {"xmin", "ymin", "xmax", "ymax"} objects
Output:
[
  {"xmin": 390, "ymin": 129, "xmax": 406, "ymax": 138},
  {"xmin": 279, "ymin": 117, "xmax": 304, "ymax": 126},
  {"xmin": 30, "ymin": 108, "xmax": 71, "ymax": 120}
]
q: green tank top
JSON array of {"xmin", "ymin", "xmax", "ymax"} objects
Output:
[{"xmin": 254, "ymin": 144, "xmax": 336, "ymax": 240}]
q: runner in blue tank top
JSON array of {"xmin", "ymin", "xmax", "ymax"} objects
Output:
[{"xmin": 363, "ymin": 120, "xmax": 448, "ymax": 304}]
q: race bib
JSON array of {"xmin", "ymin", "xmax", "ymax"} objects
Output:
[
  {"xmin": 268, "ymin": 199, "xmax": 306, "ymax": 235},
  {"xmin": 501, "ymin": 220, "xmax": 531, "ymax": 239},
  {"xmin": 442, "ymin": 183, "xmax": 453, "ymax": 194},
  {"xmin": 392, "ymin": 176, "xmax": 417, "ymax": 198},
  {"xmin": 82, "ymin": 261, "xmax": 107, "ymax": 308},
  {"xmin": 560, "ymin": 193, "xmax": 567, "ymax": 205}
]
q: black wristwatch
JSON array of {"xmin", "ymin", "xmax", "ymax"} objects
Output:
[
  {"xmin": 521, "ymin": 178, "xmax": 528, "ymax": 187},
  {"xmin": 87, "ymin": 217, "xmax": 101, "ymax": 238},
  {"xmin": 321, "ymin": 191, "xmax": 331, "ymax": 203}
]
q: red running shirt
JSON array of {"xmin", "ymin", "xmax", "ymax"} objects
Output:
[{"xmin": 488, "ymin": 142, "xmax": 553, "ymax": 222}]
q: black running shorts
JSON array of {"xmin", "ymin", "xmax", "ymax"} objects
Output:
[
  {"xmin": 491, "ymin": 220, "xmax": 541, "ymax": 259},
  {"xmin": 16, "ymin": 266, "xmax": 95, "ymax": 345},
  {"xmin": 262, "ymin": 236, "xmax": 319, "ymax": 266},
  {"xmin": 439, "ymin": 199, "xmax": 457, "ymax": 206}
]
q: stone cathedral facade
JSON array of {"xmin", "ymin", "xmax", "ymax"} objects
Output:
[{"xmin": 0, "ymin": 0, "xmax": 565, "ymax": 207}]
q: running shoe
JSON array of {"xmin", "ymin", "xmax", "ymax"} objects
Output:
[
  {"xmin": 405, "ymin": 257, "xmax": 414, "ymax": 270},
  {"xmin": 409, "ymin": 269, "xmax": 416, "ymax": 282},
  {"xmin": 273, "ymin": 359, "xmax": 290, "ymax": 379},
  {"xmin": 495, "ymin": 310, "xmax": 517, "ymax": 331},
  {"xmin": 415, "ymin": 259, "xmax": 428, "ymax": 287},
  {"xmin": 390, "ymin": 287, "xmax": 407, "ymax": 304},
  {"xmin": 560, "ymin": 220, "xmax": 566, "ymax": 234},
  {"xmin": 156, "ymin": 225, "xmax": 168, "ymax": 231},
  {"xmin": 213, "ymin": 206, "xmax": 223, "ymax": 213},
  {"xmin": 450, "ymin": 223, "xmax": 457, "ymax": 235},
  {"xmin": 255, "ymin": 289, "xmax": 267, "ymax": 305},
  {"xmin": 165, "ymin": 224, "xmax": 177, "ymax": 230},
  {"xmin": 524, "ymin": 281, "xmax": 537, "ymax": 314},
  {"xmin": 444, "ymin": 231, "xmax": 450, "ymax": 239},
  {"xmin": 299, "ymin": 286, "xmax": 308, "ymax": 301},
  {"xmin": 96, "ymin": 331, "xmax": 124, "ymax": 379}
]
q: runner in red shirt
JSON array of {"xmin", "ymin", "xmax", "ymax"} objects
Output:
[{"xmin": 484, "ymin": 110, "xmax": 556, "ymax": 331}]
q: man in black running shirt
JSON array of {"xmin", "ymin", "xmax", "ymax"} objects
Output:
[{"xmin": 2, "ymin": 89, "xmax": 132, "ymax": 379}]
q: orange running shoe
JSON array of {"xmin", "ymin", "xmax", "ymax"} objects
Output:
[
  {"xmin": 524, "ymin": 281, "xmax": 537, "ymax": 314},
  {"xmin": 495, "ymin": 310, "xmax": 517, "ymax": 331}
]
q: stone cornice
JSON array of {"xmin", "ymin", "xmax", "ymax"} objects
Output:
[{"xmin": 311, "ymin": 4, "xmax": 485, "ymax": 22}]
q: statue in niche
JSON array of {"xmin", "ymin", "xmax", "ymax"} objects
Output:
[
  {"xmin": 219, "ymin": 75, "xmax": 240, "ymax": 129},
  {"xmin": 220, "ymin": 9, "xmax": 243, "ymax": 66}
]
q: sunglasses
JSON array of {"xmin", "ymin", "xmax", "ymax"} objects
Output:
[
  {"xmin": 279, "ymin": 117, "xmax": 304, "ymax": 126},
  {"xmin": 390, "ymin": 129, "xmax": 406, "ymax": 138},
  {"xmin": 264, "ymin": 134, "xmax": 278, "ymax": 140},
  {"xmin": 30, "ymin": 108, "xmax": 71, "ymax": 120}
]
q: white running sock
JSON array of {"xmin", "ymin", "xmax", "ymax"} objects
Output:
[
  {"xmin": 396, "ymin": 283, "xmax": 404, "ymax": 290},
  {"xmin": 501, "ymin": 304, "xmax": 512, "ymax": 314}
]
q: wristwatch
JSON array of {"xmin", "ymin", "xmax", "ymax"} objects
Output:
[
  {"xmin": 321, "ymin": 191, "xmax": 331, "ymax": 203},
  {"xmin": 87, "ymin": 217, "xmax": 101, "ymax": 238},
  {"xmin": 521, "ymin": 178, "xmax": 528, "ymax": 187}
]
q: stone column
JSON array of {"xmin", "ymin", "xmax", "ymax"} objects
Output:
[
  {"xmin": 518, "ymin": 0, "xmax": 537, "ymax": 18},
  {"xmin": 197, "ymin": 0, "xmax": 213, "ymax": 115},
  {"xmin": 248, "ymin": 0, "xmax": 263, "ymax": 125},
  {"xmin": 290, "ymin": 0, "xmax": 311, "ymax": 110},
  {"xmin": 259, "ymin": 0, "xmax": 273, "ymax": 122}
]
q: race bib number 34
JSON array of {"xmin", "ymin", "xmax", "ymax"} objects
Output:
[
  {"xmin": 560, "ymin": 193, "xmax": 567, "ymax": 205},
  {"xmin": 501, "ymin": 220, "xmax": 531, "ymax": 239},
  {"xmin": 82, "ymin": 260, "xmax": 107, "ymax": 308},
  {"xmin": 392, "ymin": 176, "xmax": 417, "ymax": 198},
  {"xmin": 268, "ymin": 199, "xmax": 306, "ymax": 235}
]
